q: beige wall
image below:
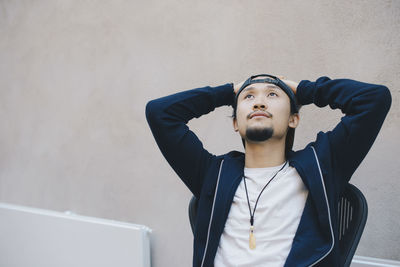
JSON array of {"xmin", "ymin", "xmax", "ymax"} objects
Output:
[{"xmin": 0, "ymin": 0, "xmax": 399, "ymax": 266}]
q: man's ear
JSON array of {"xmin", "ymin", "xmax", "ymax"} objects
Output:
[
  {"xmin": 233, "ymin": 118, "xmax": 239, "ymax": 132},
  {"xmin": 289, "ymin": 113, "xmax": 300, "ymax": 129}
]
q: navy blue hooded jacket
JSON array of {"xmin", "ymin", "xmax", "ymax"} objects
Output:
[{"xmin": 145, "ymin": 77, "xmax": 391, "ymax": 267}]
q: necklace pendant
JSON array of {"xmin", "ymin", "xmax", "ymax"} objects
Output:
[{"xmin": 249, "ymin": 226, "xmax": 256, "ymax": 250}]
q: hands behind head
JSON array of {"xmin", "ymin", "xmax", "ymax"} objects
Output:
[
  {"xmin": 234, "ymin": 75, "xmax": 298, "ymax": 95},
  {"xmin": 233, "ymin": 80, "xmax": 245, "ymax": 95},
  {"xmin": 279, "ymin": 78, "xmax": 298, "ymax": 95}
]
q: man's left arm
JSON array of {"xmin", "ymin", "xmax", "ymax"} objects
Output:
[{"xmin": 294, "ymin": 76, "xmax": 392, "ymax": 183}]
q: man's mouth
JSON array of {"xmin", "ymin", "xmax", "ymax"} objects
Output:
[{"xmin": 249, "ymin": 111, "xmax": 272, "ymax": 119}]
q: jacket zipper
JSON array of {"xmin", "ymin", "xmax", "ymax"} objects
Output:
[
  {"xmin": 309, "ymin": 146, "xmax": 335, "ymax": 266},
  {"xmin": 200, "ymin": 159, "xmax": 224, "ymax": 267}
]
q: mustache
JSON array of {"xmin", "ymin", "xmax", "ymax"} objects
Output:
[{"xmin": 247, "ymin": 111, "xmax": 273, "ymax": 119}]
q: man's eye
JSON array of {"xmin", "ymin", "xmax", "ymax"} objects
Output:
[
  {"xmin": 244, "ymin": 94, "xmax": 254, "ymax": 99},
  {"xmin": 268, "ymin": 92, "xmax": 277, "ymax": 97}
]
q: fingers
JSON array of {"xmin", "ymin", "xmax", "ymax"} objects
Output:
[{"xmin": 234, "ymin": 80, "xmax": 246, "ymax": 95}]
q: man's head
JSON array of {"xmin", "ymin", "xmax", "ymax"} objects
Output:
[{"xmin": 232, "ymin": 74, "xmax": 300, "ymax": 155}]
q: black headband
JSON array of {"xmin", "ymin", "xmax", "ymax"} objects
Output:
[{"xmin": 234, "ymin": 74, "xmax": 299, "ymax": 113}]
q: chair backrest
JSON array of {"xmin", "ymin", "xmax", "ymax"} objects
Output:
[
  {"xmin": 188, "ymin": 195, "xmax": 198, "ymax": 235},
  {"xmin": 338, "ymin": 183, "xmax": 368, "ymax": 267},
  {"xmin": 188, "ymin": 183, "xmax": 368, "ymax": 266}
]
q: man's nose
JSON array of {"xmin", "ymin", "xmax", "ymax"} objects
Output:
[{"xmin": 253, "ymin": 102, "xmax": 267, "ymax": 110}]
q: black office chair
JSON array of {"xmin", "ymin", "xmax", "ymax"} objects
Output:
[
  {"xmin": 188, "ymin": 183, "xmax": 368, "ymax": 267},
  {"xmin": 337, "ymin": 183, "xmax": 368, "ymax": 267}
]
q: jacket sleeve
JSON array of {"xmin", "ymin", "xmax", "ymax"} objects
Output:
[
  {"xmin": 296, "ymin": 76, "xmax": 392, "ymax": 184},
  {"xmin": 145, "ymin": 83, "xmax": 235, "ymax": 197}
]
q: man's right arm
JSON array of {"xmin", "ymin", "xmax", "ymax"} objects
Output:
[{"xmin": 145, "ymin": 83, "xmax": 234, "ymax": 197}]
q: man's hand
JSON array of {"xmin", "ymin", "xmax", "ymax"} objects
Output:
[
  {"xmin": 233, "ymin": 80, "xmax": 245, "ymax": 95},
  {"xmin": 280, "ymin": 78, "xmax": 298, "ymax": 95}
]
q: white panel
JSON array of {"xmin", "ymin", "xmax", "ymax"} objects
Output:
[
  {"xmin": 352, "ymin": 256, "xmax": 400, "ymax": 267},
  {"xmin": 0, "ymin": 203, "xmax": 151, "ymax": 267}
]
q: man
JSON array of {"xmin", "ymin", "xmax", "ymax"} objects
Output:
[{"xmin": 145, "ymin": 74, "xmax": 391, "ymax": 267}]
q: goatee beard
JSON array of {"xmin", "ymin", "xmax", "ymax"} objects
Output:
[{"xmin": 246, "ymin": 127, "xmax": 273, "ymax": 142}]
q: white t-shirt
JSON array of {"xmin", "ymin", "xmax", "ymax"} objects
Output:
[{"xmin": 214, "ymin": 161, "xmax": 308, "ymax": 267}]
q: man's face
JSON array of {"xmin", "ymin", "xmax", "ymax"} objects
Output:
[{"xmin": 233, "ymin": 82, "xmax": 299, "ymax": 143}]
